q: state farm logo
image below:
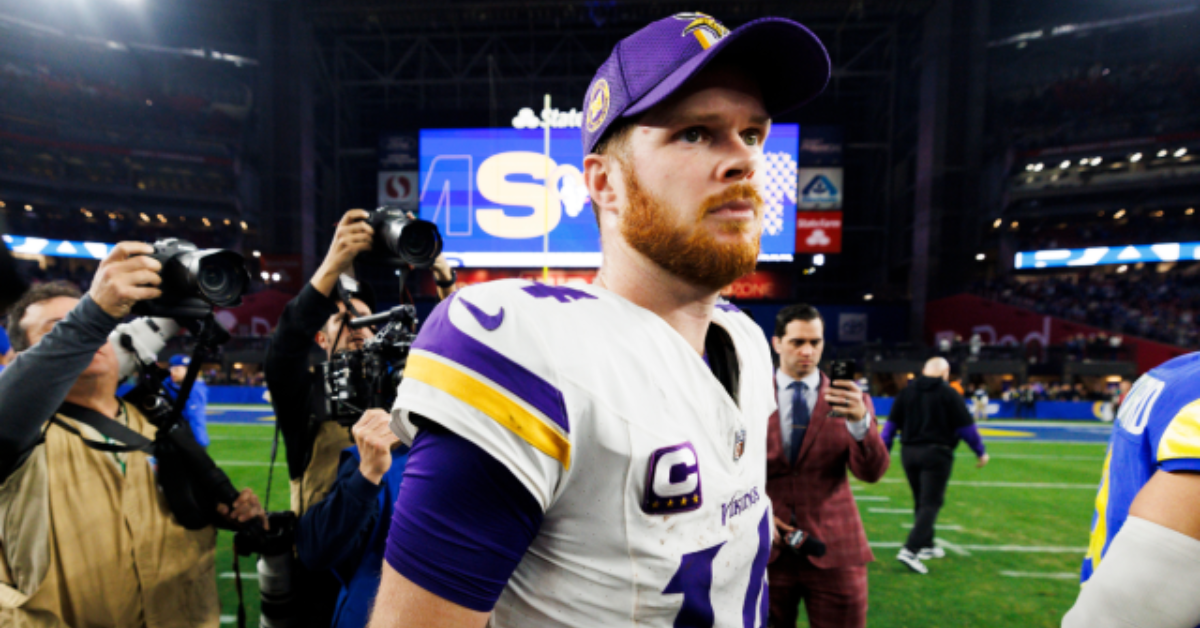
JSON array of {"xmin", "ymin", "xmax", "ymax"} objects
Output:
[
  {"xmin": 806, "ymin": 229, "xmax": 831, "ymax": 247},
  {"xmin": 796, "ymin": 218, "xmax": 842, "ymax": 230},
  {"xmin": 795, "ymin": 211, "xmax": 842, "ymax": 253}
]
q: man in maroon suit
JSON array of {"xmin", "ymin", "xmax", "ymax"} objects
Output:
[{"xmin": 766, "ymin": 304, "xmax": 890, "ymax": 628}]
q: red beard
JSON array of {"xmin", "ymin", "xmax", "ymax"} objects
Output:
[{"xmin": 619, "ymin": 166, "xmax": 764, "ymax": 291}]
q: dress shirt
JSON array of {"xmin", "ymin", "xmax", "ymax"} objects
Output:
[{"xmin": 776, "ymin": 368, "xmax": 872, "ymax": 449}]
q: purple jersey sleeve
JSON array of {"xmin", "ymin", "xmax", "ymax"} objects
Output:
[
  {"xmin": 881, "ymin": 420, "xmax": 897, "ymax": 451},
  {"xmin": 384, "ymin": 425, "xmax": 545, "ymax": 612},
  {"xmin": 955, "ymin": 423, "xmax": 986, "ymax": 457}
]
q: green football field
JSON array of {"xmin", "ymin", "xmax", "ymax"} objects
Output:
[{"xmin": 205, "ymin": 421, "xmax": 1106, "ymax": 627}]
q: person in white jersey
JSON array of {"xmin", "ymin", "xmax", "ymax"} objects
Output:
[{"xmin": 369, "ymin": 12, "xmax": 831, "ymax": 628}]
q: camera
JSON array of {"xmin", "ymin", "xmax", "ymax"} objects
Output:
[
  {"xmin": 134, "ymin": 238, "xmax": 251, "ymax": 319},
  {"xmin": 364, "ymin": 206, "xmax": 443, "ymax": 269},
  {"xmin": 318, "ymin": 305, "xmax": 419, "ymax": 426}
]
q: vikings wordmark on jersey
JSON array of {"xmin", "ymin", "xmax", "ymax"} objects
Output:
[{"xmin": 392, "ymin": 279, "xmax": 777, "ymax": 627}]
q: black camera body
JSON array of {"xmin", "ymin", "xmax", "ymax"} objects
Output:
[
  {"xmin": 135, "ymin": 238, "xmax": 251, "ymax": 319},
  {"xmin": 364, "ymin": 206, "xmax": 443, "ymax": 269},
  {"xmin": 318, "ymin": 305, "xmax": 419, "ymax": 426}
]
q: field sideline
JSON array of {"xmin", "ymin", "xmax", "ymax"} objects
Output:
[{"xmin": 206, "ymin": 414, "xmax": 1108, "ymax": 627}]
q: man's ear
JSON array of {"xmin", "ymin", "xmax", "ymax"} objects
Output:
[
  {"xmin": 584, "ymin": 153, "xmax": 622, "ymax": 221},
  {"xmin": 771, "ymin": 335, "xmax": 783, "ymax": 355},
  {"xmin": 315, "ymin": 329, "xmax": 330, "ymax": 352}
]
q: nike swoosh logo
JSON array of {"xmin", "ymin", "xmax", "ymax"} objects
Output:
[{"xmin": 460, "ymin": 297, "xmax": 504, "ymax": 331}]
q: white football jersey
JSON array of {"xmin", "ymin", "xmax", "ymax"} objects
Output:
[{"xmin": 391, "ymin": 279, "xmax": 776, "ymax": 628}]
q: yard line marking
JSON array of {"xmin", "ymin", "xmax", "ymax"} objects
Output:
[
  {"xmin": 208, "ymin": 435, "xmax": 274, "ymax": 441},
  {"xmin": 1000, "ymin": 571, "xmax": 1078, "ymax": 580},
  {"xmin": 936, "ymin": 539, "xmax": 971, "ymax": 556},
  {"xmin": 214, "ymin": 460, "xmax": 285, "ymax": 467},
  {"xmin": 219, "ymin": 572, "xmax": 259, "ymax": 579},
  {"xmin": 853, "ymin": 495, "xmax": 890, "ymax": 501},
  {"xmin": 874, "ymin": 478, "xmax": 1096, "ymax": 490},
  {"xmin": 902, "ymin": 523, "xmax": 963, "ymax": 531},
  {"xmin": 220, "ymin": 615, "xmax": 237, "ymax": 624},
  {"xmin": 869, "ymin": 542, "xmax": 1086, "ymax": 553},
  {"xmin": 869, "ymin": 508, "xmax": 912, "ymax": 514},
  {"xmin": 954, "ymin": 453, "xmax": 1103, "ymax": 461}
]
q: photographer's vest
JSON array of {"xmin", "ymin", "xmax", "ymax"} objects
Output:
[
  {"xmin": 289, "ymin": 420, "xmax": 353, "ymax": 515},
  {"xmin": 0, "ymin": 403, "xmax": 218, "ymax": 628}
]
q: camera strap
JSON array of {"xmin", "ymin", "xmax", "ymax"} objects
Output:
[{"xmin": 52, "ymin": 401, "xmax": 155, "ymax": 454}]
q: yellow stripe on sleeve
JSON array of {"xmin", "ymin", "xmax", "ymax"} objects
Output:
[
  {"xmin": 1084, "ymin": 448, "xmax": 1113, "ymax": 570},
  {"xmin": 405, "ymin": 353, "xmax": 571, "ymax": 469},
  {"xmin": 1158, "ymin": 400, "xmax": 1200, "ymax": 463}
]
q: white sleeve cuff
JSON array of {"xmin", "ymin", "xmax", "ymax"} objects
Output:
[
  {"xmin": 1063, "ymin": 516, "xmax": 1200, "ymax": 628},
  {"xmin": 846, "ymin": 413, "xmax": 872, "ymax": 441}
]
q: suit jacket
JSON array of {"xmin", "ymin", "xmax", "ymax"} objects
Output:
[{"xmin": 766, "ymin": 371, "xmax": 890, "ymax": 569}]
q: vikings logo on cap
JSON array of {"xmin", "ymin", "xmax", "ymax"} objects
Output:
[
  {"xmin": 673, "ymin": 12, "xmax": 730, "ymax": 49},
  {"xmin": 585, "ymin": 78, "xmax": 610, "ymax": 133}
]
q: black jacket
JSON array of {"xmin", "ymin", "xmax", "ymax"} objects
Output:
[
  {"xmin": 264, "ymin": 283, "xmax": 339, "ymax": 481},
  {"xmin": 888, "ymin": 376, "xmax": 974, "ymax": 448}
]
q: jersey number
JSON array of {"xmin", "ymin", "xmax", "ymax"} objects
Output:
[{"xmin": 663, "ymin": 510, "xmax": 771, "ymax": 628}]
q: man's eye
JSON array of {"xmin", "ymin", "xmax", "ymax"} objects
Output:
[
  {"xmin": 743, "ymin": 131, "xmax": 762, "ymax": 146},
  {"xmin": 681, "ymin": 128, "xmax": 705, "ymax": 143}
]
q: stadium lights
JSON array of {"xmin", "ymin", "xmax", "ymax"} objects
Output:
[
  {"xmin": 993, "ymin": 218, "xmax": 1002, "ymax": 229},
  {"xmin": 156, "ymin": 214, "xmax": 166, "ymax": 223},
  {"xmin": 1117, "ymin": 265, "xmax": 1128, "ymax": 273},
  {"xmin": 1152, "ymin": 210, "xmax": 1164, "ymax": 218},
  {"xmin": 240, "ymin": 221, "xmax": 248, "ymax": 230},
  {"xmin": 1011, "ymin": 221, "xmax": 1019, "ymax": 229},
  {"xmin": 1114, "ymin": 209, "xmax": 1126, "ymax": 220},
  {"xmin": 202, "ymin": 218, "xmax": 211, "ymax": 226},
  {"xmin": 24, "ymin": 205, "xmax": 32, "ymax": 212},
  {"xmin": 252, "ymin": 250, "xmax": 261, "ymax": 258},
  {"xmin": 1158, "ymin": 149, "xmax": 1169, "ymax": 158},
  {"xmin": 223, "ymin": 219, "xmax": 232, "ymax": 225},
  {"xmin": 863, "ymin": 294, "xmax": 874, "ymax": 301},
  {"xmin": 1188, "ymin": 208, "xmax": 1196, "ymax": 216},
  {"xmin": 975, "ymin": 253, "xmax": 986, "ymax": 261},
  {"xmin": 0, "ymin": 201, "xmax": 5, "ymax": 208},
  {"xmin": 260, "ymin": 271, "xmax": 269, "ymax": 280},
  {"xmin": 1090, "ymin": 157, "xmax": 1103, "ymax": 166},
  {"xmin": 1078, "ymin": 158, "xmax": 1088, "ymax": 166},
  {"xmin": 1130, "ymin": 152, "xmax": 1143, "ymax": 163},
  {"xmin": 1059, "ymin": 160, "xmax": 1071, "ymax": 169},
  {"xmin": 145, "ymin": 99, "xmax": 153, "ymax": 107},
  {"xmin": 1176, "ymin": 148, "xmax": 1188, "ymax": 158},
  {"xmin": 813, "ymin": 253, "xmax": 825, "ymax": 266},
  {"xmin": 271, "ymin": 272, "xmax": 281, "ymax": 282}
]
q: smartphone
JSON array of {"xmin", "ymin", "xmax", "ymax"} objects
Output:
[{"xmin": 829, "ymin": 359, "xmax": 855, "ymax": 383}]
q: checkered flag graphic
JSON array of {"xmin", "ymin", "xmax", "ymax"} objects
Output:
[{"xmin": 762, "ymin": 151, "xmax": 797, "ymax": 236}]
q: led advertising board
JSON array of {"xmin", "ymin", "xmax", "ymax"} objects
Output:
[
  {"xmin": 3, "ymin": 234, "xmax": 114, "ymax": 259},
  {"xmin": 1014, "ymin": 242, "xmax": 1200, "ymax": 269},
  {"xmin": 418, "ymin": 124, "xmax": 800, "ymax": 267}
]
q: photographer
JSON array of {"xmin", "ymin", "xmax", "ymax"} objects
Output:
[
  {"xmin": 265, "ymin": 209, "xmax": 453, "ymax": 625},
  {"xmin": 295, "ymin": 409, "xmax": 408, "ymax": 628},
  {"xmin": 0, "ymin": 243, "xmax": 265, "ymax": 627}
]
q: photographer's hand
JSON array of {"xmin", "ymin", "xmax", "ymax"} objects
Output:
[
  {"xmin": 217, "ymin": 487, "xmax": 269, "ymax": 530},
  {"xmin": 313, "ymin": 209, "xmax": 375, "ymax": 297},
  {"xmin": 354, "ymin": 409, "xmax": 400, "ymax": 485},
  {"xmin": 89, "ymin": 242, "xmax": 163, "ymax": 319}
]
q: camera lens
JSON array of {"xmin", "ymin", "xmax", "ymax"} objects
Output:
[
  {"xmin": 196, "ymin": 254, "xmax": 247, "ymax": 307},
  {"xmin": 395, "ymin": 220, "xmax": 441, "ymax": 264}
]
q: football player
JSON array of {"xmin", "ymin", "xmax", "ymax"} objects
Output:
[
  {"xmin": 367, "ymin": 12, "xmax": 830, "ymax": 628},
  {"xmin": 1063, "ymin": 353, "xmax": 1200, "ymax": 627}
]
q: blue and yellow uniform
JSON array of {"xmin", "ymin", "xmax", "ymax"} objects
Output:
[{"xmin": 1082, "ymin": 352, "xmax": 1200, "ymax": 582}]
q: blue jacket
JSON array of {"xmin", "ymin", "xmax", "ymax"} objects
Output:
[
  {"xmin": 163, "ymin": 378, "xmax": 209, "ymax": 447},
  {"xmin": 297, "ymin": 444, "xmax": 408, "ymax": 628}
]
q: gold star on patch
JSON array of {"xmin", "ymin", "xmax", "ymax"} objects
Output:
[
  {"xmin": 667, "ymin": 499, "xmax": 674, "ymax": 507},
  {"xmin": 693, "ymin": 496, "xmax": 700, "ymax": 504},
  {"xmin": 652, "ymin": 501, "xmax": 659, "ymax": 508}
]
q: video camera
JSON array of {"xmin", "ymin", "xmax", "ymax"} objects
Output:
[{"xmin": 317, "ymin": 303, "xmax": 419, "ymax": 427}]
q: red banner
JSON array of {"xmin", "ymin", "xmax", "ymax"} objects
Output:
[
  {"xmin": 925, "ymin": 294, "xmax": 1188, "ymax": 374},
  {"xmin": 421, "ymin": 268, "xmax": 789, "ymax": 301},
  {"xmin": 795, "ymin": 211, "xmax": 842, "ymax": 253}
]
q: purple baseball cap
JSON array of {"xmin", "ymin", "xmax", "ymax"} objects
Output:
[{"xmin": 582, "ymin": 12, "xmax": 830, "ymax": 154}]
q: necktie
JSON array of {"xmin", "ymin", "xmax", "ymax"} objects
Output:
[{"xmin": 789, "ymin": 381, "xmax": 810, "ymax": 463}]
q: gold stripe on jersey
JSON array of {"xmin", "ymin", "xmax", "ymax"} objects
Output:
[
  {"xmin": 1158, "ymin": 399, "xmax": 1200, "ymax": 463},
  {"xmin": 406, "ymin": 352, "xmax": 572, "ymax": 469},
  {"xmin": 1085, "ymin": 448, "xmax": 1113, "ymax": 572}
]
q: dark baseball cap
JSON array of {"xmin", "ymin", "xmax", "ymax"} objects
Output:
[{"xmin": 582, "ymin": 12, "xmax": 830, "ymax": 154}]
